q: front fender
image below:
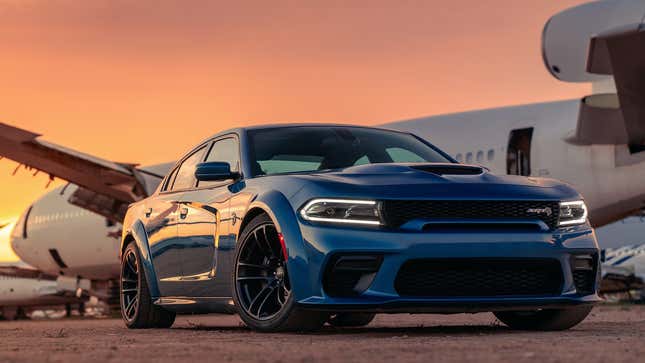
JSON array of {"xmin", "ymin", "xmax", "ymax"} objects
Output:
[
  {"xmin": 246, "ymin": 191, "xmax": 314, "ymax": 301},
  {"xmin": 125, "ymin": 220, "xmax": 161, "ymax": 299}
]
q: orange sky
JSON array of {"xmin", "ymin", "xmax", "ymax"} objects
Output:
[{"xmin": 0, "ymin": 0, "xmax": 590, "ymax": 225}]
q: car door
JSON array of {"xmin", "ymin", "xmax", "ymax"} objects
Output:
[
  {"xmin": 144, "ymin": 145, "xmax": 207, "ymax": 297},
  {"xmin": 176, "ymin": 136, "xmax": 240, "ymax": 297}
]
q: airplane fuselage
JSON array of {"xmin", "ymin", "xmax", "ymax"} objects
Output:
[
  {"xmin": 386, "ymin": 99, "xmax": 645, "ymax": 228},
  {"xmin": 10, "ymin": 184, "xmax": 121, "ymax": 280}
]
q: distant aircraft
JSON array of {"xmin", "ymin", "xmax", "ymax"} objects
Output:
[
  {"xmin": 600, "ymin": 244, "xmax": 645, "ymax": 297},
  {"xmin": 2, "ymin": 0, "xmax": 645, "ymax": 304},
  {"xmin": 0, "ymin": 263, "xmax": 87, "ymax": 320}
]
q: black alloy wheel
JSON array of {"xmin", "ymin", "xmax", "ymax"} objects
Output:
[
  {"xmin": 232, "ymin": 213, "xmax": 328, "ymax": 332},
  {"xmin": 121, "ymin": 248, "xmax": 140, "ymax": 322},
  {"xmin": 120, "ymin": 242, "xmax": 175, "ymax": 329},
  {"xmin": 235, "ymin": 223, "xmax": 291, "ymax": 321}
]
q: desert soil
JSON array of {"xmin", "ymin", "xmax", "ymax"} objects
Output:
[{"xmin": 0, "ymin": 304, "xmax": 643, "ymax": 363}]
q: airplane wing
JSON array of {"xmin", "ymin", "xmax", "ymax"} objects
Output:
[
  {"xmin": 0, "ymin": 264, "xmax": 54, "ymax": 280},
  {"xmin": 0, "ymin": 122, "xmax": 160, "ymax": 221}
]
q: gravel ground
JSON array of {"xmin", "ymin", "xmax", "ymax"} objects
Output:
[{"xmin": 0, "ymin": 304, "xmax": 643, "ymax": 363}]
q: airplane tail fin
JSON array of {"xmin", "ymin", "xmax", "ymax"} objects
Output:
[{"xmin": 543, "ymin": 0, "xmax": 645, "ymax": 147}]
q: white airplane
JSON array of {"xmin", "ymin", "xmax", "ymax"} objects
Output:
[
  {"xmin": 0, "ymin": 263, "xmax": 89, "ymax": 320},
  {"xmin": 1, "ymin": 0, "xmax": 645, "ymax": 303},
  {"xmin": 385, "ymin": 0, "xmax": 645, "ymax": 228},
  {"xmin": 600, "ymin": 244, "xmax": 645, "ymax": 296},
  {"xmin": 0, "ymin": 224, "xmax": 89, "ymax": 319}
]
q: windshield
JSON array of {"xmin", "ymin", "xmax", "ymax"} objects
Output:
[{"xmin": 247, "ymin": 126, "xmax": 452, "ymax": 176}]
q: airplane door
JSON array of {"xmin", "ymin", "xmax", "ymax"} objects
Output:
[{"xmin": 507, "ymin": 128, "xmax": 533, "ymax": 176}]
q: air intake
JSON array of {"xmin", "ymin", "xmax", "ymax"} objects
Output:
[
  {"xmin": 395, "ymin": 258, "xmax": 564, "ymax": 297},
  {"xmin": 323, "ymin": 254, "xmax": 383, "ymax": 297},
  {"xmin": 410, "ymin": 164, "xmax": 483, "ymax": 175}
]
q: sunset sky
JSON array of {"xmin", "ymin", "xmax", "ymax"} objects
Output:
[{"xmin": 0, "ymin": 0, "xmax": 591, "ymax": 260}]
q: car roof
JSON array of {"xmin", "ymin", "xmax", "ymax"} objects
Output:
[{"xmin": 206, "ymin": 123, "xmax": 409, "ymax": 140}]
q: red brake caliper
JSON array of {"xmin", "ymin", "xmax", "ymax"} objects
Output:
[{"xmin": 277, "ymin": 233, "xmax": 289, "ymax": 261}]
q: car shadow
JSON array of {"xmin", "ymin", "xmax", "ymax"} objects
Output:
[{"xmin": 173, "ymin": 323, "xmax": 515, "ymax": 337}]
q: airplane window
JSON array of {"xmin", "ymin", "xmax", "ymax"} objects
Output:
[
  {"xmin": 476, "ymin": 151, "xmax": 484, "ymax": 163},
  {"xmin": 465, "ymin": 152, "xmax": 473, "ymax": 164},
  {"xmin": 172, "ymin": 146, "xmax": 208, "ymax": 191},
  {"xmin": 488, "ymin": 149, "xmax": 495, "ymax": 161},
  {"xmin": 200, "ymin": 138, "xmax": 240, "ymax": 187},
  {"xmin": 455, "ymin": 153, "xmax": 463, "ymax": 162}
]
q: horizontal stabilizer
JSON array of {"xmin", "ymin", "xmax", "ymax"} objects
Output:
[
  {"xmin": 567, "ymin": 94, "xmax": 630, "ymax": 145},
  {"xmin": 588, "ymin": 26, "xmax": 645, "ymax": 145},
  {"xmin": 542, "ymin": 0, "xmax": 645, "ymax": 82}
]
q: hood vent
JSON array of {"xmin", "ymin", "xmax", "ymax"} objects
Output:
[{"xmin": 410, "ymin": 164, "xmax": 483, "ymax": 176}]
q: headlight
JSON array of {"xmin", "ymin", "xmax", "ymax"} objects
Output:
[
  {"xmin": 558, "ymin": 200, "xmax": 588, "ymax": 226},
  {"xmin": 300, "ymin": 199, "xmax": 381, "ymax": 226}
]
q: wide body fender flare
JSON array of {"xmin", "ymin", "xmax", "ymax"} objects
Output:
[
  {"xmin": 122, "ymin": 220, "xmax": 161, "ymax": 299},
  {"xmin": 245, "ymin": 191, "xmax": 316, "ymax": 302}
]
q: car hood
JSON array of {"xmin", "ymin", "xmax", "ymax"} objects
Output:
[{"xmin": 286, "ymin": 163, "xmax": 580, "ymax": 201}]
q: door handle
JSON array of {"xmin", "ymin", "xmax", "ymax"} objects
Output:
[
  {"xmin": 145, "ymin": 208, "xmax": 152, "ymax": 218},
  {"xmin": 179, "ymin": 207, "xmax": 189, "ymax": 219}
]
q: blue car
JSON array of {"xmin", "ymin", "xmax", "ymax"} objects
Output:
[{"xmin": 119, "ymin": 125, "xmax": 600, "ymax": 332}]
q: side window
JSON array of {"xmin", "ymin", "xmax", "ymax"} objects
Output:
[
  {"xmin": 200, "ymin": 138, "xmax": 240, "ymax": 187},
  {"xmin": 172, "ymin": 146, "xmax": 207, "ymax": 191},
  {"xmin": 162, "ymin": 167, "xmax": 179, "ymax": 192},
  {"xmin": 205, "ymin": 138, "xmax": 240, "ymax": 172}
]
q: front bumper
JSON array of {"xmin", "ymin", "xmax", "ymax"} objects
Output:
[{"xmin": 288, "ymin": 223, "xmax": 602, "ymax": 312}]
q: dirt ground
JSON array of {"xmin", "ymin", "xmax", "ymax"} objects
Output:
[{"xmin": 0, "ymin": 304, "xmax": 643, "ymax": 363}]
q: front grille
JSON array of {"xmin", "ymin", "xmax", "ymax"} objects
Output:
[
  {"xmin": 395, "ymin": 259, "xmax": 563, "ymax": 297},
  {"xmin": 381, "ymin": 200, "xmax": 560, "ymax": 229}
]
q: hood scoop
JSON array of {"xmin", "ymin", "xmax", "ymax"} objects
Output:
[{"xmin": 410, "ymin": 164, "xmax": 484, "ymax": 176}]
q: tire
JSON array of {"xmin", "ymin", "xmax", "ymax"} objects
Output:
[
  {"xmin": 328, "ymin": 313, "xmax": 376, "ymax": 328},
  {"xmin": 494, "ymin": 305, "xmax": 593, "ymax": 331},
  {"xmin": 232, "ymin": 213, "xmax": 328, "ymax": 332},
  {"xmin": 121, "ymin": 242, "xmax": 176, "ymax": 329}
]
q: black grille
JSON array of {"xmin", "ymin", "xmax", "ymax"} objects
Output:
[
  {"xmin": 381, "ymin": 200, "xmax": 560, "ymax": 229},
  {"xmin": 570, "ymin": 254, "xmax": 598, "ymax": 295},
  {"xmin": 573, "ymin": 271, "xmax": 595, "ymax": 295},
  {"xmin": 324, "ymin": 255, "xmax": 383, "ymax": 297},
  {"xmin": 395, "ymin": 259, "xmax": 563, "ymax": 297}
]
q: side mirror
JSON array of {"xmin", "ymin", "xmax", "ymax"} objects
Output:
[{"xmin": 195, "ymin": 162, "xmax": 240, "ymax": 182}]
